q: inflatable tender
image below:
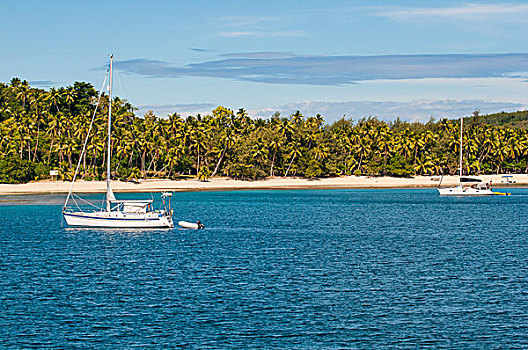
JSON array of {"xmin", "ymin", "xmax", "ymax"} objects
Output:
[
  {"xmin": 493, "ymin": 191, "xmax": 511, "ymax": 196},
  {"xmin": 178, "ymin": 220, "xmax": 205, "ymax": 229}
]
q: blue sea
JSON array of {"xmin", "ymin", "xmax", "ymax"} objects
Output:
[{"xmin": 1, "ymin": 189, "xmax": 527, "ymax": 348}]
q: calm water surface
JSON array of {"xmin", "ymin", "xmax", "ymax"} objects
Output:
[{"xmin": 0, "ymin": 189, "xmax": 527, "ymax": 348}]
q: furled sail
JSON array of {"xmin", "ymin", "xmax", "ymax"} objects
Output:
[{"xmin": 107, "ymin": 184, "xmax": 116, "ymax": 202}]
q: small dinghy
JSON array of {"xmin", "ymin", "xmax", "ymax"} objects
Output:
[{"xmin": 178, "ymin": 221, "xmax": 205, "ymax": 229}]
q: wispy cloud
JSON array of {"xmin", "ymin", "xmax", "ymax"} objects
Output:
[
  {"xmin": 29, "ymin": 80, "xmax": 54, "ymax": 87},
  {"xmin": 251, "ymin": 100, "xmax": 528, "ymax": 123},
  {"xmin": 219, "ymin": 31, "xmax": 256, "ymax": 37},
  {"xmin": 375, "ymin": 3, "xmax": 528, "ymax": 20},
  {"xmin": 136, "ymin": 103, "xmax": 217, "ymax": 118},
  {"xmin": 191, "ymin": 48, "xmax": 212, "ymax": 53},
  {"xmin": 135, "ymin": 100, "xmax": 526, "ymax": 123},
  {"xmin": 218, "ymin": 30, "xmax": 304, "ymax": 38},
  {"xmin": 218, "ymin": 15, "xmax": 286, "ymax": 28},
  {"xmin": 117, "ymin": 53, "xmax": 528, "ymax": 86},
  {"xmin": 219, "ymin": 52, "xmax": 297, "ymax": 59}
]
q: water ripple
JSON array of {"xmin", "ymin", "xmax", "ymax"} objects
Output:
[{"xmin": 0, "ymin": 189, "xmax": 527, "ymax": 348}]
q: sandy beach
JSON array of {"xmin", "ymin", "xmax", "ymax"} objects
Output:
[{"xmin": 0, "ymin": 175, "xmax": 525, "ymax": 195}]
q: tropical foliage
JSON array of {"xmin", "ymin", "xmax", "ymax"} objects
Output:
[
  {"xmin": 1, "ymin": 78, "xmax": 528, "ymax": 183},
  {"xmin": 476, "ymin": 110, "xmax": 528, "ymax": 129}
]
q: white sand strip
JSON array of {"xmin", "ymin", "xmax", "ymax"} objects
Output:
[{"xmin": 0, "ymin": 175, "xmax": 524, "ymax": 195}]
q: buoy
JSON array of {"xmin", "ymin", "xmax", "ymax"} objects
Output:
[{"xmin": 178, "ymin": 221, "xmax": 205, "ymax": 229}]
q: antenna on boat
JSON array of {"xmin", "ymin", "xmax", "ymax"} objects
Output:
[
  {"xmin": 106, "ymin": 54, "xmax": 114, "ymax": 212},
  {"xmin": 459, "ymin": 117, "xmax": 463, "ymax": 178}
]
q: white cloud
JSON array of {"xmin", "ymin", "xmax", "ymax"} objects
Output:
[
  {"xmin": 250, "ymin": 99, "xmax": 528, "ymax": 123},
  {"xmin": 136, "ymin": 103, "xmax": 217, "ymax": 118},
  {"xmin": 135, "ymin": 99, "xmax": 527, "ymax": 123},
  {"xmin": 376, "ymin": 3, "xmax": 528, "ymax": 21},
  {"xmin": 218, "ymin": 31, "xmax": 256, "ymax": 38},
  {"xmin": 218, "ymin": 30, "xmax": 304, "ymax": 38},
  {"xmin": 218, "ymin": 15, "xmax": 283, "ymax": 28}
]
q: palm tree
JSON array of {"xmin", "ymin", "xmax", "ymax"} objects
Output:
[
  {"xmin": 291, "ymin": 110, "xmax": 304, "ymax": 126},
  {"xmin": 284, "ymin": 141, "xmax": 302, "ymax": 177},
  {"xmin": 15, "ymin": 80, "xmax": 30, "ymax": 109},
  {"xmin": 45, "ymin": 88, "xmax": 62, "ymax": 113},
  {"xmin": 63, "ymin": 86, "xmax": 75, "ymax": 113},
  {"xmin": 268, "ymin": 137, "xmax": 282, "ymax": 177},
  {"xmin": 251, "ymin": 138, "xmax": 269, "ymax": 165},
  {"xmin": 211, "ymin": 127, "xmax": 236, "ymax": 177}
]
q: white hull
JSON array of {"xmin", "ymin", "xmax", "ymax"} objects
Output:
[
  {"xmin": 178, "ymin": 221, "xmax": 203, "ymax": 229},
  {"xmin": 438, "ymin": 186, "xmax": 495, "ymax": 196},
  {"xmin": 63, "ymin": 211, "xmax": 173, "ymax": 228}
]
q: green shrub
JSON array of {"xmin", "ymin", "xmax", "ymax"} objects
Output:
[
  {"xmin": 0, "ymin": 157, "xmax": 37, "ymax": 183},
  {"xmin": 117, "ymin": 166, "xmax": 141, "ymax": 181},
  {"xmin": 226, "ymin": 163, "xmax": 267, "ymax": 180},
  {"xmin": 197, "ymin": 165, "xmax": 211, "ymax": 182},
  {"xmin": 385, "ymin": 154, "xmax": 413, "ymax": 177},
  {"xmin": 59, "ymin": 163, "xmax": 74, "ymax": 181},
  {"xmin": 304, "ymin": 159, "xmax": 324, "ymax": 178},
  {"xmin": 34, "ymin": 163, "xmax": 50, "ymax": 180}
]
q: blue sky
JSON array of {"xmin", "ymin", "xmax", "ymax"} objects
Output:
[{"xmin": 2, "ymin": 0, "xmax": 528, "ymax": 122}]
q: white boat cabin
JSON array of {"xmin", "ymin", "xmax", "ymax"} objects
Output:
[{"xmin": 111, "ymin": 200, "xmax": 154, "ymax": 213}]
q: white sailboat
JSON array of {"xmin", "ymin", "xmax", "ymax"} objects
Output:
[
  {"xmin": 63, "ymin": 55, "xmax": 174, "ymax": 228},
  {"xmin": 437, "ymin": 117, "xmax": 508, "ymax": 196},
  {"xmin": 437, "ymin": 176, "xmax": 496, "ymax": 196}
]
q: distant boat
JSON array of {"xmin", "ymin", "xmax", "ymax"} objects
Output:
[
  {"xmin": 501, "ymin": 175, "xmax": 516, "ymax": 185},
  {"xmin": 63, "ymin": 56, "xmax": 174, "ymax": 228},
  {"xmin": 438, "ymin": 117, "xmax": 509, "ymax": 196},
  {"xmin": 438, "ymin": 176, "xmax": 497, "ymax": 196}
]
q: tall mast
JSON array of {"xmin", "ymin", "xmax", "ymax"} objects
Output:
[
  {"xmin": 459, "ymin": 117, "xmax": 463, "ymax": 178},
  {"xmin": 106, "ymin": 55, "xmax": 113, "ymax": 211}
]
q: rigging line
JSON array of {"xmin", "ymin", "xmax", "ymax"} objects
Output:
[
  {"xmin": 71, "ymin": 194, "xmax": 90, "ymax": 212},
  {"xmin": 113, "ymin": 61, "xmax": 140, "ymax": 156},
  {"xmin": 63, "ymin": 69, "xmax": 110, "ymax": 209},
  {"xmin": 72, "ymin": 193, "xmax": 104, "ymax": 209},
  {"xmin": 112, "ymin": 60, "xmax": 131, "ymax": 108},
  {"xmin": 70, "ymin": 195, "xmax": 80, "ymax": 211}
]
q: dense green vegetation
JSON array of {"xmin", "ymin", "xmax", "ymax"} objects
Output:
[
  {"xmin": 1, "ymin": 78, "xmax": 528, "ymax": 183},
  {"xmin": 474, "ymin": 110, "xmax": 528, "ymax": 129}
]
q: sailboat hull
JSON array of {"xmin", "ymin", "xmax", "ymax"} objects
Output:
[
  {"xmin": 63, "ymin": 211, "xmax": 173, "ymax": 228},
  {"xmin": 438, "ymin": 186, "xmax": 495, "ymax": 196}
]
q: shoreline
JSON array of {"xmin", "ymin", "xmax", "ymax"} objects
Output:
[{"xmin": 0, "ymin": 175, "xmax": 525, "ymax": 195}]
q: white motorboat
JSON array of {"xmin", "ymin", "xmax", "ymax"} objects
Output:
[
  {"xmin": 63, "ymin": 56, "xmax": 174, "ymax": 228},
  {"xmin": 437, "ymin": 118, "xmax": 509, "ymax": 197}
]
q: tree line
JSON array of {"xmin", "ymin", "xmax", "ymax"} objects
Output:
[{"xmin": 1, "ymin": 78, "xmax": 528, "ymax": 183}]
